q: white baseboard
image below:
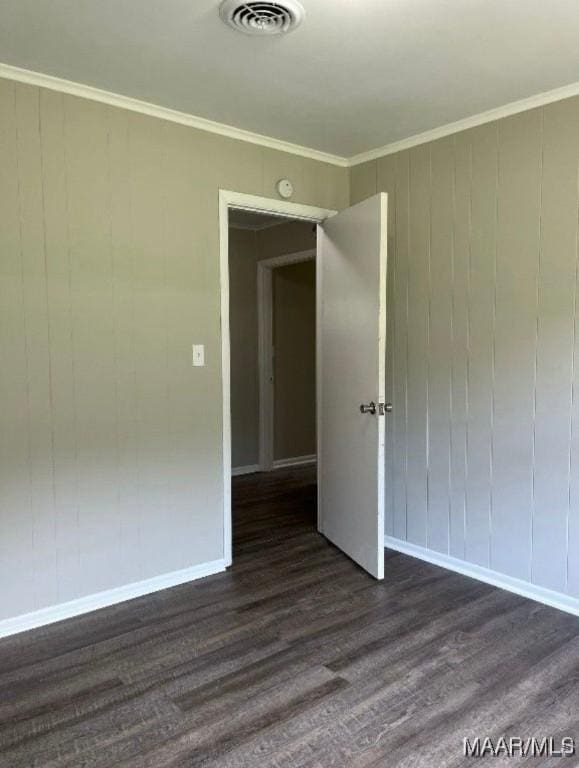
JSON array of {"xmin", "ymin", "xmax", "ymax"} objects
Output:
[
  {"xmin": 384, "ymin": 536, "xmax": 579, "ymax": 618},
  {"xmin": 232, "ymin": 463, "xmax": 261, "ymax": 476},
  {"xmin": 273, "ymin": 454, "xmax": 317, "ymax": 469},
  {"xmin": 0, "ymin": 558, "xmax": 226, "ymax": 640}
]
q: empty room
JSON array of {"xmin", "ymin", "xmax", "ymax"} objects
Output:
[{"xmin": 1, "ymin": 1, "xmax": 579, "ymax": 765}]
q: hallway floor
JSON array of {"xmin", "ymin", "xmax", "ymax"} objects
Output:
[{"xmin": 1, "ymin": 466, "xmax": 578, "ymax": 767}]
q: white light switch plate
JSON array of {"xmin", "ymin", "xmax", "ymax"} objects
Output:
[{"xmin": 192, "ymin": 344, "xmax": 205, "ymax": 367}]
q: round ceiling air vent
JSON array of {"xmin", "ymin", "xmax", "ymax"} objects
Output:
[{"xmin": 219, "ymin": 0, "xmax": 305, "ymax": 36}]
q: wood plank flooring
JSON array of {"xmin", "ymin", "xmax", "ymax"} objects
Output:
[{"xmin": 1, "ymin": 466, "xmax": 579, "ymax": 767}]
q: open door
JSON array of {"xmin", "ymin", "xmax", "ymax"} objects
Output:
[{"xmin": 317, "ymin": 193, "xmax": 388, "ymax": 579}]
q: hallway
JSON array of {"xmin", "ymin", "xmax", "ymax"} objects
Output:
[{"xmin": 0, "ymin": 467, "xmax": 578, "ymax": 767}]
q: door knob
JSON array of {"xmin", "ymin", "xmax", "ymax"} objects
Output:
[{"xmin": 360, "ymin": 402, "xmax": 393, "ymax": 415}]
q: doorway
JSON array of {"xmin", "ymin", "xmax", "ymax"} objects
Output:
[
  {"xmin": 229, "ymin": 218, "xmax": 317, "ymax": 475},
  {"xmin": 219, "ymin": 190, "xmax": 388, "ymax": 579},
  {"xmin": 219, "ymin": 191, "xmax": 335, "ymax": 565},
  {"xmin": 257, "ymin": 247, "xmax": 316, "ymax": 472}
]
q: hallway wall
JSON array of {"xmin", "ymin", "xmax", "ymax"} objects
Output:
[
  {"xmin": 229, "ymin": 221, "xmax": 316, "ymax": 471},
  {"xmin": 273, "ymin": 259, "xmax": 316, "ymax": 462},
  {"xmin": 229, "ymin": 229, "xmax": 260, "ymax": 468},
  {"xmin": 350, "ymin": 96, "xmax": 579, "ymax": 609}
]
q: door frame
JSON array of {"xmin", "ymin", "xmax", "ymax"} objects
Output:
[
  {"xmin": 219, "ymin": 190, "xmax": 336, "ymax": 566},
  {"xmin": 257, "ymin": 248, "xmax": 316, "ymax": 472}
]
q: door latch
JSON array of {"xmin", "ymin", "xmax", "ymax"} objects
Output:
[{"xmin": 360, "ymin": 402, "xmax": 393, "ymax": 415}]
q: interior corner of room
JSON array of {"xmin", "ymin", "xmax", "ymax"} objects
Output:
[{"xmin": 4, "ymin": 73, "xmax": 579, "ymax": 632}]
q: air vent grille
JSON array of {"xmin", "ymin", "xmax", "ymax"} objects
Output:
[{"xmin": 220, "ymin": 0, "xmax": 305, "ymax": 36}]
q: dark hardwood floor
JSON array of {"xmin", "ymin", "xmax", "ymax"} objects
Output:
[{"xmin": 1, "ymin": 466, "xmax": 579, "ymax": 767}]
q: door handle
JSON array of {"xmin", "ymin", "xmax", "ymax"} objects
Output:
[{"xmin": 359, "ymin": 402, "xmax": 393, "ymax": 415}]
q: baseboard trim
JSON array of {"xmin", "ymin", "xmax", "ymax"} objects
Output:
[
  {"xmin": 273, "ymin": 454, "xmax": 317, "ymax": 469},
  {"xmin": 232, "ymin": 464, "xmax": 261, "ymax": 476},
  {"xmin": 0, "ymin": 558, "xmax": 227, "ymax": 640},
  {"xmin": 384, "ymin": 536, "xmax": 579, "ymax": 618}
]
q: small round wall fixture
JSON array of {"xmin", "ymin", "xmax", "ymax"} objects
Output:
[
  {"xmin": 276, "ymin": 178, "xmax": 294, "ymax": 199},
  {"xmin": 219, "ymin": 0, "xmax": 305, "ymax": 36}
]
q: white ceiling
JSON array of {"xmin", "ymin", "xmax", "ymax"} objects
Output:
[
  {"xmin": 1, "ymin": 0, "xmax": 579, "ymax": 157},
  {"xmin": 228, "ymin": 209, "xmax": 294, "ymax": 229}
]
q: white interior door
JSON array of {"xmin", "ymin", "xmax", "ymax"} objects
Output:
[{"xmin": 317, "ymin": 193, "xmax": 388, "ymax": 579}]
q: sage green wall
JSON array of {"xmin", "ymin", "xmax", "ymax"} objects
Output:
[
  {"xmin": 229, "ymin": 228, "xmax": 260, "ymax": 469},
  {"xmin": 273, "ymin": 260, "xmax": 316, "ymax": 461},
  {"xmin": 350, "ymin": 97, "xmax": 579, "ymax": 599},
  {"xmin": 0, "ymin": 76, "xmax": 348, "ymax": 623}
]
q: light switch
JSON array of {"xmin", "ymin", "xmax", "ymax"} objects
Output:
[{"xmin": 192, "ymin": 344, "xmax": 205, "ymax": 367}]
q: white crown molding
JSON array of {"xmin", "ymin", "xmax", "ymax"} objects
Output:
[
  {"xmin": 3, "ymin": 61, "xmax": 579, "ymax": 172},
  {"xmin": 348, "ymin": 80, "xmax": 579, "ymax": 166},
  {"xmin": 0, "ymin": 62, "xmax": 348, "ymax": 168},
  {"xmin": 0, "ymin": 558, "xmax": 226, "ymax": 639}
]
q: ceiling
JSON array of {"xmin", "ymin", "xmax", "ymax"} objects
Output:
[
  {"xmin": 228, "ymin": 209, "xmax": 294, "ymax": 230},
  {"xmin": 1, "ymin": 0, "xmax": 579, "ymax": 157}
]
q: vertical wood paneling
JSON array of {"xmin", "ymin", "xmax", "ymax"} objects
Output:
[
  {"xmin": 163, "ymin": 124, "xmax": 202, "ymax": 571},
  {"xmin": 464, "ymin": 124, "xmax": 498, "ymax": 568},
  {"xmin": 364, "ymin": 98, "xmax": 579, "ymax": 604},
  {"xmin": 64, "ymin": 96, "xmax": 120, "ymax": 595},
  {"xmin": 129, "ymin": 115, "xmax": 173, "ymax": 580},
  {"xmin": 14, "ymin": 84, "xmax": 58, "ymax": 610},
  {"xmin": 107, "ymin": 105, "xmax": 141, "ymax": 586},
  {"xmin": 39, "ymin": 90, "xmax": 81, "ymax": 603},
  {"xmin": 533, "ymin": 99, "xmax": 579, "ymax": 592},
  {"xmin": 377, "ymin": 155, "xmax": 397, "ymax": 536},
  {"xmin": 427, "ymin": 138, "xmax": 454, "ymax": 554},
  {"xmin": 449, "ymin": 133, "xmax": 470, "ymax": 559},
  {"xmin": 350, "ymin": 160, "xmax": 377, "ymax": 205},
  {"xmin": 491, "ymin": 110, "xmax": 542, "ymax": 581},
  {"xmin": 405, "ymin": 146, "xmax": 430, "ymax": 546},
  {"xmin": 392, "ymin": 152, "xmax": 410, "ymax": 540},
  {"xmin": 161, "ymin": 122, "xmax": 211, "ymax": 571},
  {"xmin": 569, "ymin": 235, "xmax": 579, "ymax": 597},
  {"xmin": 0, "ymin": 80, "xmax": 36, "ymax": 620}
]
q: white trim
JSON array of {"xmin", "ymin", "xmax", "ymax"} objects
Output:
[
  {"xmin": 316, "ymin": 225, "xmax": 324, "ymax": 533},
  {"xmin": 220, "ymin": 190, "xmax": 335, "ymax": 567},
  {"xmin": 258, "ymin": 248, "xmax": 316, "ymax": 471},
  {"xmin": 0, "ymin": 62, "xmax": 347, "ymax": 168},
  {"xmin": 384, "ymin": 536, "xmax": 579, "ymax": 618},
  {"xmin": 3, "ymin": 62, "xmax": 579, "ymax": 169},
  {"xmin": 221, "ymin": 192, "xmax": 336, "ymax": 223},
  {"xmin": 232, "ymin": 463, "xmax": 261, "ymax": 476},
  {"xmin": 272, "ymin": 454, "xmax": 317, "ymax": 469},
  {"xmin": 0, "ymin": 559, "xmax": 226, "ymax": 640},
  {"xmin": 348, "ymin": 81, "xmax": 579, "ymax": 166}
]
